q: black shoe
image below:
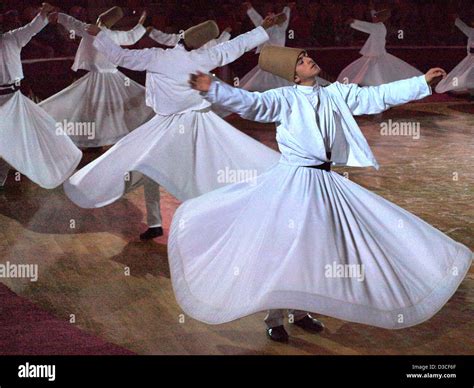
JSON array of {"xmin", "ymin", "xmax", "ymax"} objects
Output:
[
  {"xmin": 266, "ymin": 325, "xmax": 289, "ymax": 343},
  {"xmin": 293, "ymin": 315, "xmax": 325, "ymax": 333},
  {"xmin": 139, "ymin": 227, "xmax": 163, "ymax": 240}
]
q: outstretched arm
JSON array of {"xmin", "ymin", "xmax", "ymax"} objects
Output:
[
  {"xmin": 454, "ymin": 18, "xmax": 474, "ymax": 38},
  {"xmin": 57, "ymin": 13, "xmax": 89, "ymax": 38},
  {"xmin": 148, "ymin": 28, "xmax": 181, "ymax": 46},
  {"xmin": 246, "ymin": 4, "xmax": 264, "ymax": 27},
  {"xmin": 9, "ymin": 6, "xmax": 51, "ymax": 47},
  {"xmin": 103, "ymin": 10, "xmax": 147, "ymax": 45},
  {"xmin": 193, "ymin": 23, "xmax": 270, "ymax": 69},
  {"xmin": 199, "ymin": 28, "xmax": 232, "ymax": 49},
  {"xmin": 105, "ymin": 24, "xmax": 147, "ymax": 45},
  {"xmin": 350, "ymin": 19, "xmax": 377, "ymax": 34},
  {"xmin": 189, "ymin": 72, "xmax": 284, "ymax": 123},
  {"xmin": 329, "ymin": 70, "xmax": 445, "ymax": 115},
  {"xmin": 91, "ymin": 28, "xmax": 163, "ymax": 72}
]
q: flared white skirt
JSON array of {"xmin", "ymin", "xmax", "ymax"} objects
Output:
[
  {"xmin": 0, "ymin": 91, "xmax": 82, "ymax": 189},
  {"xmin": 168, "ymin": 163, "xmax": 472, "ymax": 329},
  {"xmin": 63, "ymin": 108, "xmax": 280, "ymax": 207},
  {"xmin": 39, "ymin": 71, "xmax": 154, "ymax": 148},
  {"xmin": 337, "ymin": 53, "xmax": 423, "ymax": 86},
  {"xmin": 435, "ymin": 54, "xmax": 474, "ymax": 93}
]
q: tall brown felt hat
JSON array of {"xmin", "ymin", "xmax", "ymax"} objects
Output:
[
  {"xmin": 184, "ymin": 20, "xmax": 219, "ymax": 49},
  {"xmin": 258, "ymin": 46, "xmax": 305, "ymax": 82},
  {"xmin": 97, "ymin": 7, "xmax": 124, "ymax": 28}
]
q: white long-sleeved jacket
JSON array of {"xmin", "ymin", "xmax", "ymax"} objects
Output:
[
  {"xmin": 93, "ymin": 26, "xmax": 269, "ymax": 115},
  {"xmin": 58, "ymin": 13, "xmax": 146, "ymax": 72},
  {"xmin": 0, "ymin": 13, "xmax": 48, "ymax": 85},
  {"xmin": 203, "ymin": 75, "xmax": 432, "ymax": 169}
]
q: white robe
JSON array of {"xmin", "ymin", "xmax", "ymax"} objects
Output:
[
  {"xmin": 148, "ymin": 28, "xmax": 233, "ymax": 118},
  {"xmin": 338, "ymin": 20, "xmax": 423, "ymax": 86},
  {"xmin": 436, "ymin": 18, "xmax": 474, "ymax": 93},
  {"xmin": 0, "ymin": 13, "xmax": 82, "ymax": 189},
  {"xmin": 39, "ymin": 14, "xmax": 154, "ymax": 148},
  {"xmin": 240, "ymin": 6, "xmax": 330, "ymax": 92},
  {"xmin": 167, "ymin": 76, "xmax": 472, "ymax": 329},
  {"xmin": 63, "ymin": 27, "xmax": 280, "ymax": 208}
]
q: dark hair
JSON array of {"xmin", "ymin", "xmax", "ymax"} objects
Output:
[{"xmin": 178, "ymin": 37, "xmax": 192, "ymax": 51}]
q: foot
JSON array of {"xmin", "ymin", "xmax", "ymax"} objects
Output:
[
  {"xmin": 266, "ymin": 325, "xmax": 289, "ymax": 343},
  {"xmin": 139, "ymin": 226, "xmax": 163, "ymax": 240},
  {"xmin": 293, "ymin": 315, "xmax": 325, "ymax": 333}
]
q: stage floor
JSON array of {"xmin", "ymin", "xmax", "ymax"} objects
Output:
[{"xmin": 0, "ymin": 95, "xmax": 472, "ymax": 355}]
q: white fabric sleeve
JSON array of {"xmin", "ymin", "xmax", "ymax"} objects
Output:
[
  {"xmin": 58, "ymin": 13, "xmax": 88, "ymax": 38},
  {"xmin": 329, "ymin": 75, "xmax": 432, "ymax": 116},
  {"xmin": 10, "ymin": 12, "xmax": 49, "ymax": 47},
  {"xmin": 148, "ymin": 28, "xmax": 181, "ymax": 46},
  {"xmin": 350, "ymin": 19, "xmax": 376, "ymax": 34},
  {"xmin": 204, "ymin": 79, "xmax": 283, "ymax": 123},
  {"xmin": 193, "ymin": 26, "xmax": 268, "ymax": 68},
  {"xmin": 105, "ymin": 24, "xmax": 147, "ymax": 46},
  {"xmin": 93, "ymin": 30, "xmax": 163, "ymax": 72},
  {"xmin": 247, "ymin": 7, "xmax": 263, "ymax": 27}
]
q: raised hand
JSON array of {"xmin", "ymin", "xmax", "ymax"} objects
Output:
[
  {"xmin": 48, "ymin": 11, "xmax": 58, "ymax": 24},
  {"xmin": 243, "ymin": 2, "xmax": 253, "ymax": 10},
  {"xmin": 224, "ymin": 26, "xmax": 232, "ymax": 33},
  {"xmin": 138, "ymin": 10, "xmax": 147, "ymax": 25},
  {"xmin": 40, "ymin": 3, "xmax": 55, "ymax": 16},
  {"xmin": 189, "ymin": 71, "xmax": 212, "ymax": 92},
  {"xmin": 262, "ymin": 15, "xmax": 277, "ymax": 29},
  {"xmin": 425, "ymin": 68, "xmax": 447, "ymax": 85}
]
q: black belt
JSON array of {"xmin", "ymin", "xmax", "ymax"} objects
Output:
[
  {"xmin": 306, "ymin": 161, "xmax": 331, "ymax": 171},
  {"xmin": 0, "ymin": 83, "xmax": 20, "ymax": 95},
  {"xmin": 306, "ymin": 151, "xmax": 332, "ymax": 172},
  {"xmin": 470, "ymin": 47, "xmax": 474, "ymax": 54}
]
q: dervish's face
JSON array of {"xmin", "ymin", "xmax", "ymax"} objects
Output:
[{"xmin": 294, "ymin": 52, "xmax": 321, "ymax": 84}]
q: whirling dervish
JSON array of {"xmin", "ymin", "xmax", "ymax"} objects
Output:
[
  {"xmin": 239, "ymin": 2, "xmax": 330, "ymax": 92},
  {"xmin": 63, "ymin": 18, "xmax": 281, "ymax": 240},
  {"xmin": 338, "ymin": 9, "xmax": 423, "ymax": 86},
  {"xmin": 39, "ymin": 7, "xmax": 154, "ymax": 148},
  {"xmin": 436, "ymin": 16, "xmax": 474, "ymax": 95},
  {"xmin": 0, "ymin": 3, "xmax": 82, "ymax": 189},
  {"xmin": 171, "ymin": 45, "xmax": 472, "ymax": 342}
]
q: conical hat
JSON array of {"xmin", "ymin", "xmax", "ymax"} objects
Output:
[
  {"xmin": 258, "ymin": 46, "xmax": 305, "ymax": 82},
  {"xmin": 184, "ymin": 20, "xmax": 219, "ymax": 49},
  {"xmin": 97, "ymin": 6, "xmax": 124, "ymax": 28}
]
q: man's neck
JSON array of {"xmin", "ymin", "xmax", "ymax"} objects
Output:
[{"xmin": 299, "ymin": 78, "xmax": 317, "ymax": 87}]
